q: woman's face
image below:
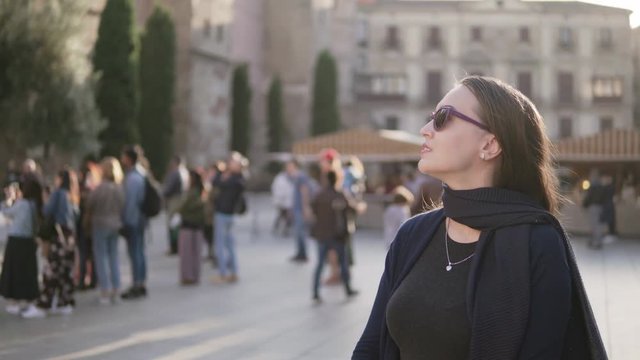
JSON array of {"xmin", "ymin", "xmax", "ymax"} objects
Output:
[
  {"xmin": 418, "ymin": 84, "xmax": 491, "ymax": 183},
  {"xmin": 54, "ymin": 175, "xmax": 62, "ymax": 188}
]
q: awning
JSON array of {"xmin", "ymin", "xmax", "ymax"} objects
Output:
[
  {"xmin": 555, "ymin": 129, "xmax": 640, "ymax": 162},
  {"xmin": 291, "ymin": 128, "xmax": 422, "ymax": 162}
]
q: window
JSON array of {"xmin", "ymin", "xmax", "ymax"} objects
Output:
[
  {"xmin": 557, "ymin": 72, "xmax": 574, "ymax": 104},
  {"xmin": 427, "ymin": 27, "xmax": 442, "ymax": 50},
  {"xmin": 385, "ymin": 25, "xmax": 400, "ymax": 50},
  {"xmin": 471, "ymin": 27, "xmax": 482, "ymax": 42},
  {"xmin": 519, "ymin": 27, "xmax": 530, "ymax": 43},
  {"xmin": 356, "ymin": 19, "xmax": 369, "ymax": 48},
  {"xmin": 426, "ymin": 71, "xmax": 442, "ymax": 103},
  {"xmin": 359, "ymin": 74, "xmax": 407, "ymax": 98},
  {"xmin": 559, "ymin": 27, "xmax": 574, "ymax": 50},
  {"xmin": 517, "ymin": 72, "xmax": 532, "ymax": 98},
  {"xmin": 598, "ymin": 28, "xmax": 613, "ymax": 49},
  {"xmin": 559, "ymin": 117, "xmax": 573, "ymax": 139},
  {"xmin": 600, "ymin": 117, "xmax": 613, "ymax": 131},
  {"xmin": 385, "ymin": 116, "xmax": 399, "ymax": 130},
  {"xmin": 592, "ymin": 76, "xmax": 623, "ymax": 103}
]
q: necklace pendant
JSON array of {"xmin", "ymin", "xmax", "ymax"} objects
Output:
[{"xmin": 446, "ymin": 265, "xmax": 452, "ymax": 272}]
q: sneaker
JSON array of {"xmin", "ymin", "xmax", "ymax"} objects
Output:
[
  {"xmin": 347, "ymin": 289, "xmax": 359, "ymax": 298},
  {"xmin": 289, "ymin": 255, "xmax": 308, "ymax": 263},
  {"xmin": 21, "ymin": 305, "xmax": 46, "ymax": 319},
  {"xmin": 210, "ymin": 275, "xmax": 228, "ymax": 284},
  {"xmin": 226, "ymin": 274, "xmax": 238, "ymax": 283},
  {"xmin": 122, "ymin": 286, "xmax": 148, "ymax": 300},
  {"xmin": 312, "ymin": 295, "xmax": 322, "ymax": 304},
  {"xmin": 98, "ymin": 297, "xmax": 111, "ymax": 306},
  {"xmin": 5, "ymin": 304, "xmax": 22, "ymax": 315},
  {"xmin": 49, "ymin": 305, "xmax": 74, "ymax": 315}
]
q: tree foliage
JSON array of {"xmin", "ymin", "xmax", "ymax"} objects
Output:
[
  {"xmin": 311, "ymin": 50, "xmax": 341, "ymax": 136},
  {"xmin": 0, "ymin": 0, "xmax": 104, "ymax": 159},
  {"xmin": 93, "ymin": 0, "xmax": 138, "ymax": 157},
  {"xmin": 267, "ymin": 76, "xmax": 286, "ymax": 152},
  {"xmin": 138, "ymin": 6, "xmax": 176, "ymax": 177},
  {"xmin": 230, "ymin": 63, "xmax": 252, "ymax": 157}
]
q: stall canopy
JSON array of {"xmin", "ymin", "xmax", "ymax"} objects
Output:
[
  {"xmin": 556, "ymin": 129, "xmax": 640, "ymax": 162},
  {"xmin": 291, "ymin": 128, "xmax": 422, "ymax": 162}
]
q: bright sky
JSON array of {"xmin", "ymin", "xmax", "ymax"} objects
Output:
[{"xmin": 545, "ymin": 0, "xmax": 639, "ymax": 27}]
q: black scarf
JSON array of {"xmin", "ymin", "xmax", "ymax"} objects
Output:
[{"xmin": 442, "ymin": 186, "xmax": 607, "ymax": 360}]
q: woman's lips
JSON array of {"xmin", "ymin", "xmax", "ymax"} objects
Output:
[{"xmin": 421, "ymin": 144, "xmax": 432, "ymax": 154}]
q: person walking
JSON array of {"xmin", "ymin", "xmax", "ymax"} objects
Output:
[
  {"xmin": 0, "ymin": 180, "xmax": 42, "ymax": 315},
  {"xmin": 120, "ymin": 146, "xmax": 148, "ymax": 300},
  {"xmin": 211, "ymin": 152, "xmax": 247, "ymax": 283},
  {"xmin": 310, "ymin": 171, "xmax": 359, "ymax": 303},
  {"xmin": 286, "ymin": 159, "xmax": 313, "ymax": 262},
  {"xmin": 163, "ymin": 156, "xmax": 189, "ymax": 256},
  {"xmin": 176, "ymin": 169, "xmax": 206, "ymax": 285},
  {"xmin": 23, "ymin": 168, "xmax": 79, "ymax": 318},
  {"xmin": 582, "ymin": 170, "xmax": 607, "ymax": 250},
  {"xmin": 353, "ymin": 76, "xmax": 605, "ymax": 359},
  {"xmin": 600, "ymin": 174, "xmax": 617, "ymax": 244},
  {"xmin": 87, "ymin": 157, "xmax": 125, "ymax": 305},
  {"xmin": 271, "ymin": 166, "xmax": 294, "ymax": 237}
]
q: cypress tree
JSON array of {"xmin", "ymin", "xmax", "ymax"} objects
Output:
[
  {"xmin": 93, "ymin": 0, "xmax": 138, "ymax": 156},
  {"xmin": 267, "ymin": 76, "xmax": 285, "ymax": 152},
  {"xmin": 230, "ymin": 63, "xmax": 252, "ymax": 157},
  {"xmin": 138, "ymin": 6, "xmax": 176, "ymax": 177},
  {"xmin": 311, "ymin": 50, "xmax": 341, "ymax": 135}
]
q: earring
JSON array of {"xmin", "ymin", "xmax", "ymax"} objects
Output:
[{"xmin": 480, "ymin": 153, "xmax": 486, "ymax": 160}]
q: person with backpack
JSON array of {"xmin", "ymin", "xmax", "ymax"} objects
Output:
[
  {"xmin": 210, "ymin": 152, "xmax": 247, "ymax": 284},
  {"xmin": 120, "ymin": 146, "xmax": 149, "ymax": 300},
  {"xmin": 176, "ymin": 169, "xmax": 206, "ymax": 285}
]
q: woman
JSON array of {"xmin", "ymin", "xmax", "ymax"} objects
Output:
[
  {"xmin": 352, "ymin": 76, "xmax": 605, "ymax": 359},
  {"xmin": 0, "ymin": 180, "xmax": 42, "ymax": 315},
  {"xmin": 176, "ymin": 169, "xmax": 206, "ymax": 285},
  {"xmin": 87, "ymin": 157, "xmax": 125, "ymax": 304},
  {"xmin": 23, "ymin": 168, "xmax": 79, "ymax": 318},
  {"xmin": 211, "ymin": 152, "xmax": 247, "ymax": 284}
]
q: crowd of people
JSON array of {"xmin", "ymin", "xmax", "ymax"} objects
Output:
[{"xmin": 0, "ymin": 146, "xmax": 250, "ymax": 318}]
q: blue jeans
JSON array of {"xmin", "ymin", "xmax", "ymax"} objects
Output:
[
  {"xmin": 293, "ymin": 211, "xmax": 307, "ymax": 258},
  {"xmin": 215, "ymin": 213, "xmax": 237, "ymax": 277},
  {"xmin": 124, "ymin": 224, "xmax": 146, "ymax": 285},
  {"xmin": 313, "ymin": 239, "xmax": 351, "ymax": 297},
  {"xmin": 92, "ymin": 227, "xmax": 121, "ymax": 292}
]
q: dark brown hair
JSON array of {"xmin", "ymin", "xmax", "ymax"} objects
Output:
[{"xmin": 460, "ymin": 76, "xmax": 561, "ymax": 214}]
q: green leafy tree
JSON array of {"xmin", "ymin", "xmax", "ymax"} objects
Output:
[
  {"xmin": 267, "ymin": 76, "xmax": 286, "ymax": 152},
  {"xmin": 0, "ymin": 0, "xmax": 104, "ymax": 160},
  {"xmin": 138, "ymin": 6, "xmax": 176, "ymax": 177},
  {"xmin": 93, "ymin": 0, "xmax": 138, "ymax": 156},
  {"xmin": 230, "ymin": 63, "xmax": 252, "ymax": 156},
  {"xmin": 311, "ymin": 50, "xmax": 341, "ymax": 135}
]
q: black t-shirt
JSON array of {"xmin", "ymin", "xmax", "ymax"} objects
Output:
[{"xmin": 386, "ymin": 222, "xmax": 476, "ymax": 360}]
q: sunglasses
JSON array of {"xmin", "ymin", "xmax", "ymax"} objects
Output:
[{"xmin": 429, "ymin": 105, "xmax": 490, "ymax": 132}]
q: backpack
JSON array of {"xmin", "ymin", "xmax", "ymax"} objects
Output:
[
  {"xmin": 141, "ymin": 176, "xmax": 162, "ymax": 218},
  {"xmin": 234, "ymin": 193, "xmax": 247, "ymax": 215}
]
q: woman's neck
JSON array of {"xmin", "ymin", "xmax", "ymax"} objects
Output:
[{"xmin": 446, "ymin": 217, "xmax": 481, "ymax": 244}]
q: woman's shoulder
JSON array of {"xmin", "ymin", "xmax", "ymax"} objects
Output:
[
  {"xmin": 529, "ymin": 223, "xmax": 567, "ymax": 260},
  {"xmin": 391, "ymin": 208, "xmax": 444, "ymax": 246}
]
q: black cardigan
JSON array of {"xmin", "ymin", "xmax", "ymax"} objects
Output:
[{"xmin": 352, "ymin": 208, "xmax": 606, "ymax": 360}]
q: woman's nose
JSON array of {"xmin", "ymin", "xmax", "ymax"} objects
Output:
[{"xmin": 420, "ymin": 121, "xmax": 434, "ymax": 137}]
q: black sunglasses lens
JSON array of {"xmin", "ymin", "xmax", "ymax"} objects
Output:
[{"xmin": 434, "ymin": 108, "xmax": 448, "ymax": 130}]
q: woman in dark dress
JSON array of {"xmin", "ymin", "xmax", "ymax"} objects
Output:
[{"xmin": 352, "ymin": 76, "xmax": 606, "ymax": 359}]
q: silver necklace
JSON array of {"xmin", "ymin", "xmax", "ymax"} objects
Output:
[{"xmin": 444, "ymin": 218, "xmax": 476, "ymax": 272}]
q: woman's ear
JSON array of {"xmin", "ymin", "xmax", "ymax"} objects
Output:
[{"xmin": 482, "ymin": 135, "xmax": 502, "ymax": 160}]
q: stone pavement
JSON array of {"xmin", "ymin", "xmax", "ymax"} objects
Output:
[{"xmin": 0, "ymin": 193, "xmax": 638, "ymax": 359}]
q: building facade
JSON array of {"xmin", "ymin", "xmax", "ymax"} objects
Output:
[{"xmin": 356, "ymin": 0, "xmax": 634, "ymax": 139}]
